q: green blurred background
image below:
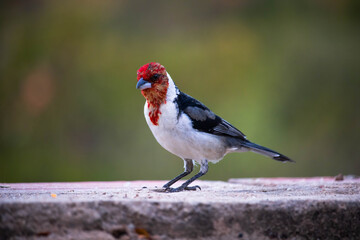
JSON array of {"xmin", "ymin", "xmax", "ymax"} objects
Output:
[{"xmin": 1, "ymin": 0, "xmax": 359, "ymax": 182}]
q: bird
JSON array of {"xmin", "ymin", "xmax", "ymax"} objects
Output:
[{"xmin": 136, "ymin": 62, "xmax": 293, "ymax": 192}]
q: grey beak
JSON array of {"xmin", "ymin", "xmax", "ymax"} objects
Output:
[{"xmin": 136, "ymin": 78, "xmax": 152, "ymax": 90}]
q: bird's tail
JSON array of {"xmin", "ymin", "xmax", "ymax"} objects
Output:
[{"xmin": 241, "ymin": 141, "xmax": 294, "ymax": 162}]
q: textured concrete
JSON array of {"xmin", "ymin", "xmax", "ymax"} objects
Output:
[{"xmin": 0, "ymin": 177, "xmax": 359, "ymax": 240}]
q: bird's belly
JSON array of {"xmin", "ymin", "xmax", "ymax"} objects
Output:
[
  {"xmin": 146, "ymin": 108, "xmax": 227, "ymax": 162},
  {"xmin": 154, "ymin": 128, "xmax": 226, "ymax": 162}
]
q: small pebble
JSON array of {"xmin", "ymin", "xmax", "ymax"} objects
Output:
[{"xmin": 335, "ymin": 174, "xmax": 344, "ymax": 181}]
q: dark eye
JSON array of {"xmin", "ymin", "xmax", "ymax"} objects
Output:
[{"xmin": 152, "ymin": 74, "xmax": 160, "ymax": 80}]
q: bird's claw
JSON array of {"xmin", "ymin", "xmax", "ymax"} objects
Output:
[
  {"xmin": 164, "ymin": 185, "xmax": 201, "ymax": 192},
  {"xmin": 185, "ymin": 185, "xmax": 201, "ymax": 191},
  {"xmin": 162, "ymin": 184, "xmax": 170, "ymax": 189}
]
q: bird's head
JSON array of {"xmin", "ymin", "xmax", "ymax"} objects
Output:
[{"xmin": 136, "ymin": 62, "xmax": 169, "ymax": 104}]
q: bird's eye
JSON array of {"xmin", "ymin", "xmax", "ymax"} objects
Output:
[{"xmin": 152, "ymin": 74, "xmax": 160, "ymax": 80}]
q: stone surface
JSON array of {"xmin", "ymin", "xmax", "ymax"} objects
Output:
[{"xmin": 0, "ymin": 177, "xmax": 359, "ymax": 240}]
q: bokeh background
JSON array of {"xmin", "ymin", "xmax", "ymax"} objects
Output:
[{"xmin": 1, "ymin": 0, "xmax": 359, "ymax": 182}]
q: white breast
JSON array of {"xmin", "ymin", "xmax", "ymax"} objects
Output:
[{"xmin": 144, "ymin": 101, "xmax": 227, "ymax": 163}]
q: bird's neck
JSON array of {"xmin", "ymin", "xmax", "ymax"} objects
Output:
[
  {"xmin": 145, "ymin": 73, "xmax": 178, "ymax": 126},
  {"xmin": 164, "ymin": 73, "xmax": 179, "ymax": 103}
]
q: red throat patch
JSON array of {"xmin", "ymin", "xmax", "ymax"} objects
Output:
[
  {"xmin": 137, "ymin": 62, "xmax": 169, "ymax": 126},
  {"xmin": 148, "ymin": 102, "xmax": 163, "ymax": 126}
]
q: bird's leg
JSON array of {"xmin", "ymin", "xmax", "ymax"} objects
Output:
[
  {"xmin": 163, "ymin": 159, "xmax": 193, "ymax": 189},
  {"xmin": 166, "ymin": 160, "xmax": 208, "ymax": 192}
]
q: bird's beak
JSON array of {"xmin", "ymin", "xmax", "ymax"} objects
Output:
[{"xmin": 136, "ymin": 78, "xmax": 152, "ymax": 90}]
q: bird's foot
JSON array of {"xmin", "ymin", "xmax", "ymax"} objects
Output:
[
  {"xmin": 164, "ymin": 185, "xmax": 201, "ymax": 193},
  {"xmin": 185, "ymin": 185, "xmax": 201, "ymax": 191},
  {"xmin": 162, "ymin": 183, "xmax": 171, "ymax": 189}
]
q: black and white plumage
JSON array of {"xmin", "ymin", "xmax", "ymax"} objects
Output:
[{"xmin": 136, "ymin": 62, "xmax": 293, "ymax": 192}]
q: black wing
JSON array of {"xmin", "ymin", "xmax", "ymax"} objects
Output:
[{"xmin": 176, "ymin": 91, "xmax": 247, "ymax": 140}]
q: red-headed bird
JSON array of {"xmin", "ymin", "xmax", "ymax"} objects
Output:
[{"xmin": 136, "ymin": 62, "xmax": 293, "ymax": 192}]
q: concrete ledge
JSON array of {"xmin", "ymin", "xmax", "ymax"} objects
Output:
[{"xmin": 1, "ymin": 177, "xmax": 359, "ymax": 239}]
